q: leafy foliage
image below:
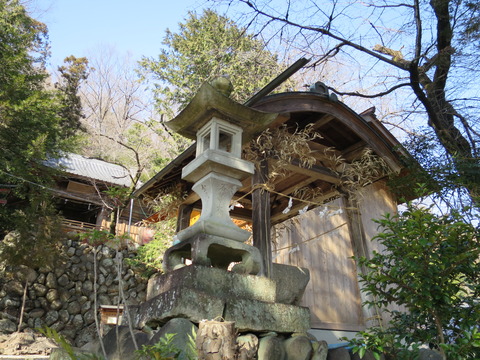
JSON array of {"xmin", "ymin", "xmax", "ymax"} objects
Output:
[
  {"xmin": 127, "ymin": 218, "xmax": 176, "ymax": 277},
  {"xmin": 55, "ymin": 55, "xmax": 89, "ymax": 138},
  {"xmin": 0, "ymin": 195, "xmax": 64, "ymax": 267},
  {"xmin": 347, "ymin": 330, "xmax": 397, "ymax": 360},
  {"xmin": 139, "ymin": 9, "xmax": 289, "ymax": 118},
  {"xmin": 78, "ymin": 229, "xmax": 116, "ymax": 247},
  {"xmin": 458, "ymin": 1, "xmax": 480, "ymax": 46},
  {"xmin": 396, "ymin": 131, "xmax": 480, "ymax": 218},
  {"xmin": 350, "ymin": 203, "xmax": 480, "ymax": 359},
  {"xmin": 127, "ymin": 184, "xmax": 187, "ymax": 275},
  {"xmin": 135, "ymin": 333, "xmax": 197, "ymax": 360}
]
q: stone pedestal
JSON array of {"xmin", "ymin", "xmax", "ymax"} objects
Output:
[
  {"xmin": 127, "ymin": 264, "xmax": 311, "ymax": 334},
  {"xmin": 147, "ymin": 265, "xmax": 277, "ymax": 302}
]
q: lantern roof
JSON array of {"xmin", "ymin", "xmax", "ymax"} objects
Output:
[{"xmin": 165, "ymin": 78, "xmax": 279, "ymax": 143}]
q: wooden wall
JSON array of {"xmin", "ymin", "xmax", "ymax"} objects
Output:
[
  {"xmin": 100, "ymin": 219, "xmax": 154, "ymax": 245},
  {"xmin": 272, "ymin": 180, "xmax": 397, "ymax": 331},
  {"xmin": 358, "ymin": 180, "xmax": 397, "ymax": 252},
  {"xmin": 62, "ymin": 218, "xmax": 152, "ymax": 246}
]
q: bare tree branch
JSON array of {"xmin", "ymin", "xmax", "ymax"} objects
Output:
[
  {"xmin": 240, "ymin": 0, "xmax": 411, "ymax": 70},
  {"xmin": 328, "ymin": 83, "xmax": 411, "ymax": 98},
  {"xmin": 308, "ymin": 41, "xmax": 347, "ymax": 67},
  {"xmin": 231, "ymin": 0, "xmax": 479, "ymax": 205},
  {"xmin": 99, "ymin": 134, "xmax": 144, "ymax": 188}
]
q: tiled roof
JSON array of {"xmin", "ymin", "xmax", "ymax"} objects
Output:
[{"xmin": 46, "ymin": 153, "xmax": 132, "ymax": 187}]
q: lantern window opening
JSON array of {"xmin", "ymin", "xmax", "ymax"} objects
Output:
[
  {"xmin": 219, "ymin": 130, "xmax": 233, "ymax": 153},
  {"xmin": 197, "ymin": 122, "xmax": 212, "ymax": 156},
  {"xmin": 195, "ymin": 117, "xmax": 243, "ymax": 158}
]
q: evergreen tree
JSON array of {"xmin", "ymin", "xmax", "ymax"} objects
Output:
[
  {"xmin": 0, "ymin": 0, "xmax": 86, "ymax": 266},
  {"xmin": 139, "ymin": 9, "xmax": 289, "ymax": 118}
]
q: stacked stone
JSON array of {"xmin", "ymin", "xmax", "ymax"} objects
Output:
[{"xmin": 0, "ymin": 239, "xmax": 148, "ymax": 347}]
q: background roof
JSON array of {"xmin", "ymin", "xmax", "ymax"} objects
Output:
[{"xmin": 46, "ymin": 153, "xmax": 132, "ymax": 187}]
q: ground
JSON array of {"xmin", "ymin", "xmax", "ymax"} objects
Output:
[{"xmin": 0, "ymin": 332, "xmax": 57, "ymax": 358}]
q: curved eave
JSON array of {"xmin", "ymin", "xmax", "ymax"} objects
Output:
[{"xmin": 252, "ymin": 92, "xmax": 405, "ymax": 173}]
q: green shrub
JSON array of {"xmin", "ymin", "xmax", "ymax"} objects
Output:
[{"xmin": 349, "ymin": 203, "xmax": 480, "ymax": 359}]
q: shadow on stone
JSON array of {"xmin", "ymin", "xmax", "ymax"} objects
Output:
[{"xmin": 83, "ymin": 325, "xmax": 149, "ymax": 360}]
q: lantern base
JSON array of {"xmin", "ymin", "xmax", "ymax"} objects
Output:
[{"xmin": 163, "ymin": 233, "xmax": 263, "ymax": 276}]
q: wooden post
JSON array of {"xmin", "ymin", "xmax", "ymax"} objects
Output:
[
  {"xmin": 252, "ymin": 159, "xmax": 272, "ymax": 278},
  {"xmin": 176, "ymin": 204, "xmax": 194, "ymax": 232}
]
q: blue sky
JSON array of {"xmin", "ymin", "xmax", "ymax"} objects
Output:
[{"xmin": 31, "ymin": 0, "xmax": 211, "ymax": 67}]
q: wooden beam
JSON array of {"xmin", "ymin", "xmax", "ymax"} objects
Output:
[
  {"xmin": 232, "ymin": 193, "xmax": 252, "ymax": 206},
  {"xmin": 237, "ymin": 176, "xmax": 253, "ymax": 193},
  {"xmin": 307, "ymin": 141, "xmax": 342, "ymax": 170},
  {"xmin": 341, "ymin": 141, "xmax": 368, "ymax": 162},
  {"xmin": 252, "ymin": 159, "xmax": 272, "ymax": 278},
  {"xmin": 270, "ymin": 190, "xmax": 340, "ymax": 224},
  {"xmin": 285, "ymin": 160, "xmax": 341, "ymax": 184},
  {"xmin": 307, "ymin": 141, "xmax": 341, "ymax": 158},
  {"xmin": 311, "ymin": 114, "xmax": 335, "ymax": 129},
  {"xmin": 183, "ymin": 191, "xmax": 200, "ymax": 205},
  {"xmin": 229, "ymin": 206, "xmax": 253, "ymax": 221},
  {"xmin": 276, "ymin": 176, "xmax": 314, "ymax": 198}
]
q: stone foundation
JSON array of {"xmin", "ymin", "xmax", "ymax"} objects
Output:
[{"xmin": 127, "ymin": 263, "xmax": 311, "ymax": 334}]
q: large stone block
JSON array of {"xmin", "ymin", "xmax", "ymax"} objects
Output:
[
  {"xmin": 129, "ymin": 288, "xmax": 225, "ymax": 328},
  {"xmin": 271, "ymin": 263, "xmax": 310, "ymax": 305},
  {"xmin": 224, "ymin": 298, "xmax": 311, "ymax": 333},
  {"xmin": 147, "ymin": 265, "xmax": 276, "ymax": 303}
]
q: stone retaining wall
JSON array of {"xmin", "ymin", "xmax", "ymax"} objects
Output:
[{"xmin": 0, "ymin": 239, "xmax": 149, "ymax": 347}]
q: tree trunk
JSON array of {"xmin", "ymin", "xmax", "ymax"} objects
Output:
[
  {"xmin": 16, "ymin": 279, "xmax": 28, "ymax": 332},
  {"xmin": 109, "ymin": 208, "xmax": 117, "ymax": 235},
  {"xmin": 409, "ymin": 0, "xmax": 479, "ymax": 204}
]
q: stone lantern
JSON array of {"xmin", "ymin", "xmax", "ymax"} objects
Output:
[
  {"xmin": 129, "ymin": 78, "xmax": 311, "ymax": 340},
  {"xmin": 162, "ymin": 77, "xmax": 278, "ymax": 275}
]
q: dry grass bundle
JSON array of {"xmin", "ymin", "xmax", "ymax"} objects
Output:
[
  {"xmin": 329, "ymin": 148, "xmax": 392, "ymax": 199},
  {"xmin": 292, "ymin": 185, "xmax": 325, "ymax": 204},
  {"xmin": 245, "ymin": 123, "xmax": 321, "ymax": 186}
]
